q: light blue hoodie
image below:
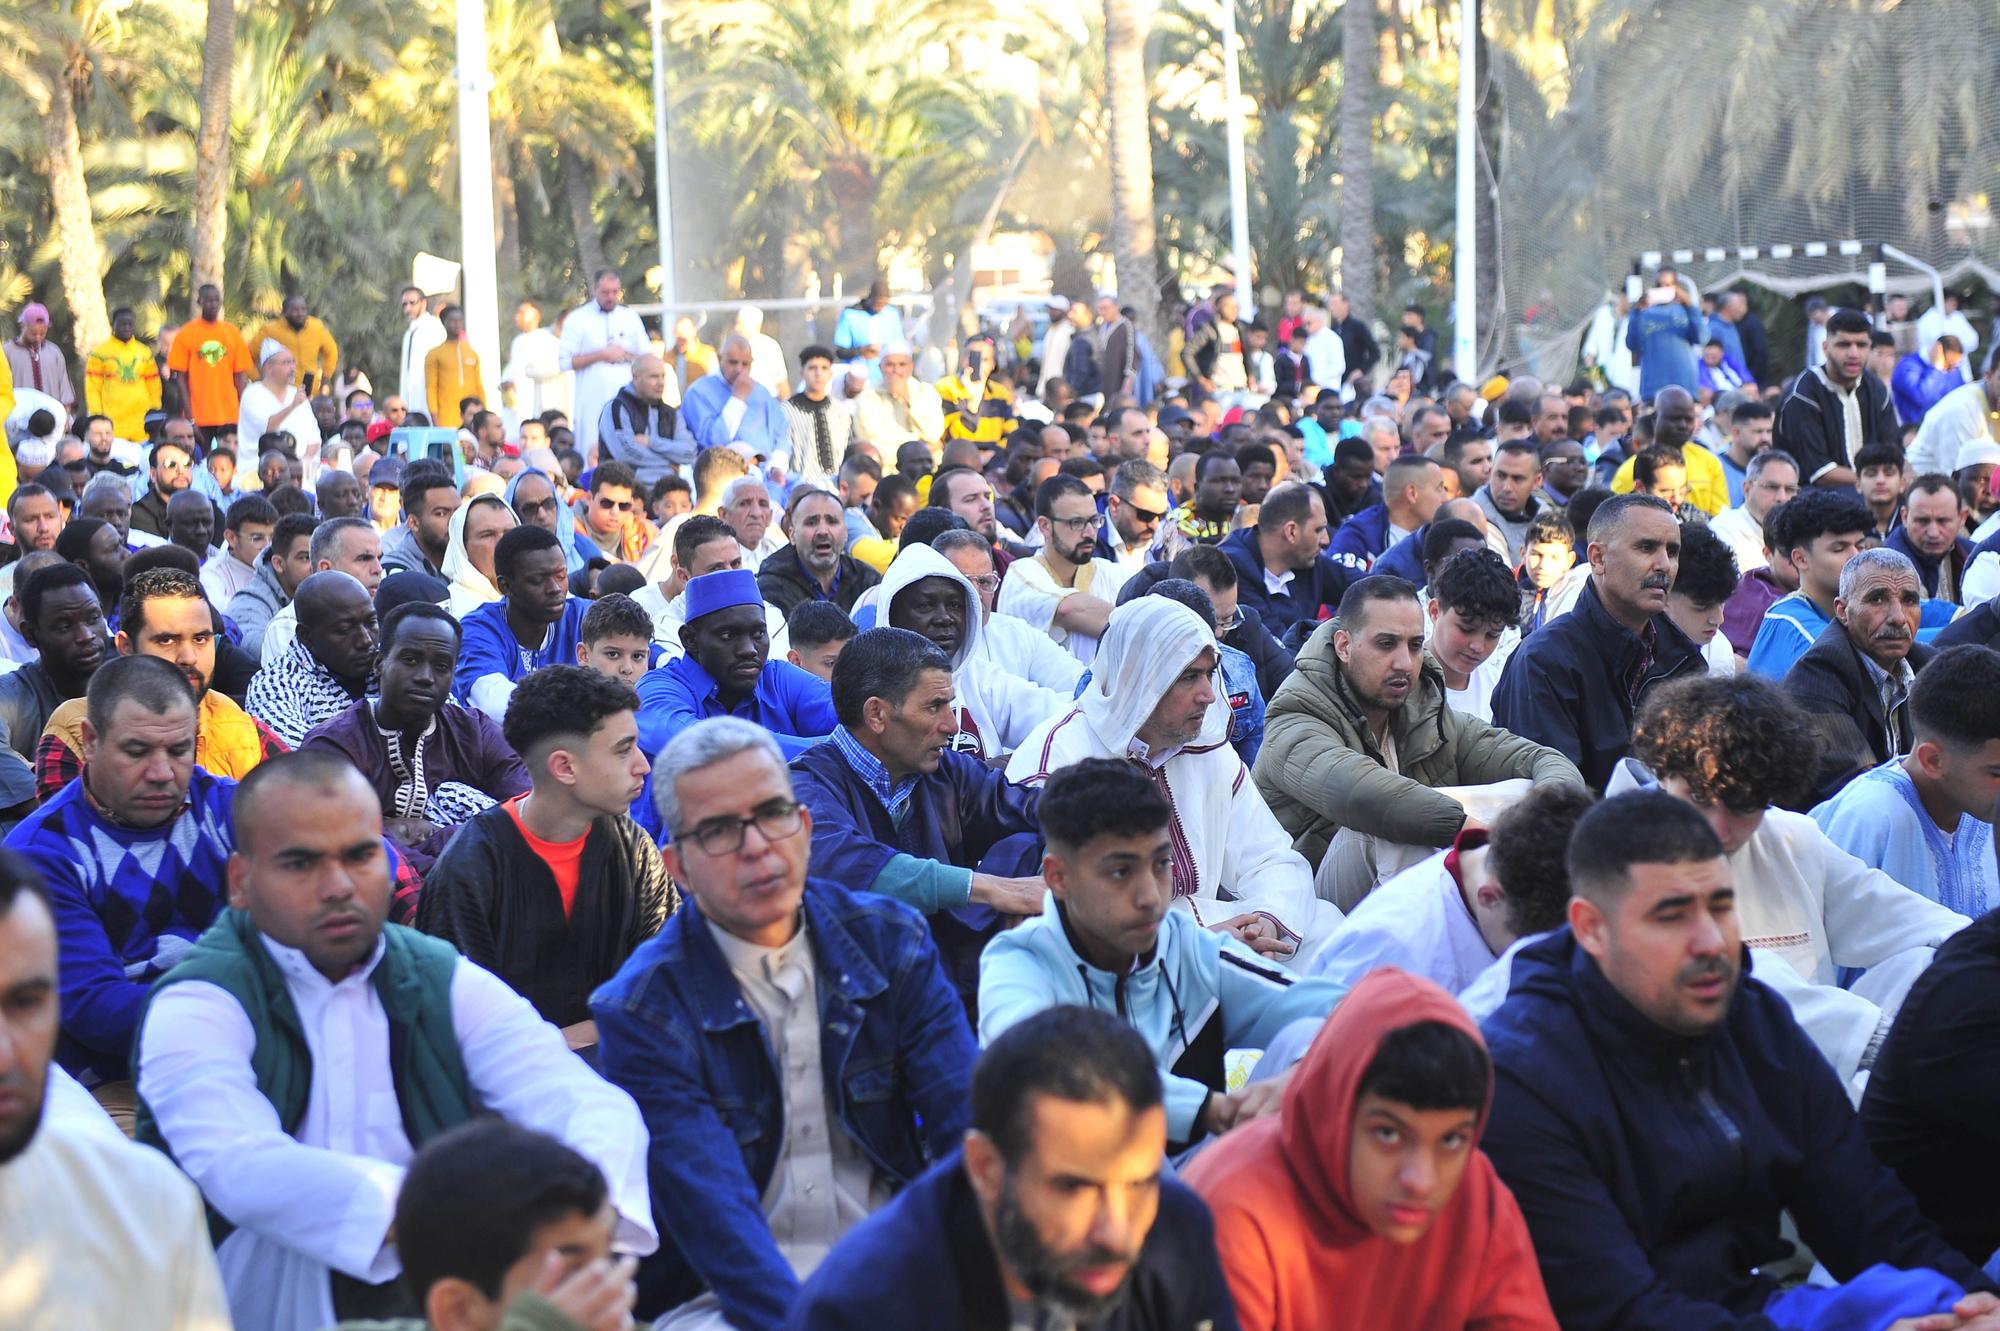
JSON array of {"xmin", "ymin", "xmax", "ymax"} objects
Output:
[{"xmin": 978, "ymin": 891, "xmax": 1346, "ymax": 1145}]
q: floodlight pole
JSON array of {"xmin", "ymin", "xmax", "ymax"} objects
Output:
[
  {"xmin": 651, "ymin": 0, "xmax": 677, "ymax": 310},
  {"xmin": 455, "ymin": 0, "xmax": 501, "ymax": 379},
  {"xmin": 1452, "ymin": 0, "xmax": 1478, "ymax": 378},
  {"xmin": 1221, "ymin": 0, "xmax": 1252, "ymax": 306}
]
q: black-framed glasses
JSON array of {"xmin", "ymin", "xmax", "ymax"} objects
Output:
[
  {"xmin": 1048, "ymin": 514, "xmax": 1099, "ymax": 533},
  {"xmin": 675, "ymin": 799, "xmax": 805, "ymax": 856}
]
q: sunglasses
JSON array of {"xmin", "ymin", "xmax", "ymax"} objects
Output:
[
  {"xmin": 1119, "ymin": 501, "xmax": 1166, "ymax": 524},
  {"xmin": 597, "ymin": 496, "xmax": 637, "ymax": 513}
]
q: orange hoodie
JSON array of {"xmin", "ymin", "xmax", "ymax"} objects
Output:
[{"xmin": 1182, "ymin": 968, "xmax": 1557, "ymax": 1331}]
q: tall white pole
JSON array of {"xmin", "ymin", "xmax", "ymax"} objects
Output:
[
  {"xmin": 1452, "ymin": 0, "xmax": 1477, "ymax": 377},
  {"xmin": 455, "ymin": 0, "xmax": 501, "ymax": 382},
  {"xmin": 1220, "ymin": 0, "xmax": 1253, "ymax": 306},
  {"xmin": 650, "ymin": 0, "xmax": 677, "ymax": 310}
]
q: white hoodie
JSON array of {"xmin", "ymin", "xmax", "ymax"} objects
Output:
[{"xmin": 877, "ymin": 543, "xmax": 1068, "ymax": 762}]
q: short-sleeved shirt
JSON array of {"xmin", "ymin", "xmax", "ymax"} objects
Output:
[{"xmin": 166, "ymin": 318, "xmax": 253, "ymax": 426}]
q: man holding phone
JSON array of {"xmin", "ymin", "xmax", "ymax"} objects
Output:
[
  {"xmin": 252, "ymin": 294, "xmax": 339, "ymax": 399},
  {"xmin": 1624, "ymin": 265, "xmax": 1704, "ymax": 399}
]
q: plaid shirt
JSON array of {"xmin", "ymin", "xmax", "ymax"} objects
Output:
[{"xmin": 830, "ymin": 724, "xmax": 920, "ymax": 821}]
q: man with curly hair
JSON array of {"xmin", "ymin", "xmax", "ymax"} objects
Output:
[{"xmin": 1614, "ymin": 671, "xmax": 1968, "ymax": 1098}]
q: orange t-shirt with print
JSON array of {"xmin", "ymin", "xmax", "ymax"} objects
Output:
[{"xmin": 167, "ymin": 318, "xmax": 253, "ymax": 426}]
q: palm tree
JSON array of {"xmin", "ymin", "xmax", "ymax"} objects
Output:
[
  {"xmin": 1338, "ymin": 0, "xmax": 1377, "ymax": 324},
  {"xmin": 190, "ymin": 0, "xmax": 234, "ymax": 299},
  {"xmin": 671, "ymin": 0, "xmax": 1037, "ymax": 296},
  {"xmin": 1104, "ymin": 0, "xmax": 1160, "ymax": 347}
]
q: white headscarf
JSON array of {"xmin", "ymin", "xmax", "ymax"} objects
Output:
[
  {"xmin": 1076, "ymin": 597, "xmax": 1231, "ymax": 754},
  {"xmin": 441, "ymin": 492, "xmax": 510, "ymax": 616}
]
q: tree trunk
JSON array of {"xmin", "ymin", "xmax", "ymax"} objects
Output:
[
  {"xmin": 45, "ymin": 53, "xmax": 109, "ymax": 359},
  {"xmin": 494, "ymin": 135, "xmax": 522, "ymax": 306},
  {"xmin": 563, "ymin": 151, "xmax": 608, "ymax": 280},
  {"xmin": 1103, "ymin": 0, "xmax": 1161, "ymax": 354},
  {"xmin": 1338, "ymin": 0, "xmax": 1378, "ymax": 326},
  {"xmin": 191, "ymin": 0, "xmax": 235, "ymax": 300}
]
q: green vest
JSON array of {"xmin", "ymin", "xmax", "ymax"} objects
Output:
[{"xmin": 133, "ymin": 908, "xmax": 477, "ymax": 1244}]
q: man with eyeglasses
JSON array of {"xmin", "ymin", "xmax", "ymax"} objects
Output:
[
  {"xmin": 996, "ymin": 473, "xmax": 1132, "ymax": 665},
  {"xmin": 594, "ymin": 714, "xmax": 976, "ymax": 1330},
  {"xmin": 396, "ymin": 285, "xmax": 445, "ymax": 421},
  {"xmin": 418, "ymin": 663, "xmax": 674, "ymax": 1034}
]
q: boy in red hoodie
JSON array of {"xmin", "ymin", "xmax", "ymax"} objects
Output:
[{"xmin": 1182, "ymin": 967, "xmax": 1557, "ymax": 1330}]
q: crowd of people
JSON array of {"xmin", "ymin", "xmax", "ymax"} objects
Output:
[{"xmin": 2, "ymin": 265, "xmax": 2000, "ymax": 1331}]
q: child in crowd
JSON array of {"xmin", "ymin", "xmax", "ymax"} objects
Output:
[
  {"xmin": 575, "ymin": 593, "xmax": 653, "ymax": 688},
  {"xmin": 783, "ymin": 600, "xmax": 856, "ymax": 681}
]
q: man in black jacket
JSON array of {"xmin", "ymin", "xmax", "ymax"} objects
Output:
[
  {"xmin": 417, "ymin": 664, "xmax": 676, "ymax": 1033},
  {"xmin": 1774, "ymin": 306, "xmax": 1901, "ymax": 488},
  {"xmin": 1784, "ymin": 546, "xmax": 1934, "ymax": 804},
  {"xmin": 756, "ymin": 487, "xmax": 880, "ymax": 617},
  {"xmin": 1216, "ymin": 482, "xmax": 1353, "ymax": 641},
  {"xmin": 1329, "ymin": 290, "xmax": 1379, "ymax": 392},
  {"xmin": 787, "ymin": 1005, "xmax": 1240, "ymax": 1331},
  {"xmin": 1490, "ymin": 494, "xmax": 1705, "ymax": 790},
  {"xmin": 1481, "ymin": 791, "xmax": 2000, "ymax": 1331}
]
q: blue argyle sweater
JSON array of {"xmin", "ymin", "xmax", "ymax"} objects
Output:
[{"xmin": 5, "ymin": 769, "xmax": 237, "ymax": 1080}]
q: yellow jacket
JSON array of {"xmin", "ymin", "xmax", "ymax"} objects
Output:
[
  {"xmin": 937, "ymin": 374, "xmax": 1016, "ymax": 447},
  {"xmin": 425, "ymin": 339, "xmax": 484, "ymax": 428},
  {"xmin": 1608, "ymin": 440, "xmax": 1730, "ymax": 516},
  {"xmin": 251, "ymin": 317, "xmax": 339, "ymax": 389},
  {"xmin": 83, "ymin": 336, "xmax": 162, "ymax": 441},
  {"xmin": 0, "ymin": 350, "xmax": 12, "ymax": 422}
]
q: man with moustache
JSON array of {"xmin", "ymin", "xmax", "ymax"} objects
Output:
[
  {"xmin": 756, "ymin": 488, "xmax": 880, "ymax": 617},
  {"xmin": 1492, "ymin": 495, "xmax": 1706, "ymax": 791},
  {"xmin": 1785, "ymin": 547, "xmax": 1935, "ymax": 805}
]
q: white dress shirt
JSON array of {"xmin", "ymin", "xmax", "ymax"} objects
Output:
[
  {"xmin": 559, "ymin": 302, "xmax": 651, "ymax": 456},
  {"xmin": 136, "ymin": 933, "xmax": 656, "ymax": 1331}
]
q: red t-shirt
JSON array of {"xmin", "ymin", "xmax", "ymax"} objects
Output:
[{"xmin": 505, "ymin": 795, "xmax": 587, "ymax": 918}]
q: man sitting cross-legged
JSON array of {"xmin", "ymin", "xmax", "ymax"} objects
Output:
[
  {"xmin": 418, "ymin": 665, "xmax": 675, "ymax": 1032},
  {"xmin": 299, "ymin": 601, "xmax": 529, "ymax": 881},
  {"xmin": 979, "ymin": 758, "xmax": 1345, "ymax": 1152},
  {"xmin": 1256, "ymin": 573, "xmax": 1584, "ymax": 909},
  {"xmin": 1479, "ymin": 790, "xmax": 2000, "ymax": 1331},
  {"xmin": 135, "ymin": 751, "xmax": 655, "ymax": 1331},
  {"xmin": 1010, "ymin": 597, "xmax": 1340, "ymax": 966},
  {"xmin": 592, "ymin": 717, "xmax": 975, "ymax": 1330},
  {"xmin": 789, "ymin": 627, "xmax": 1044, "ymax": 1012}
]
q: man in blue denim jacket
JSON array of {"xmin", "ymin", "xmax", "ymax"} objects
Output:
[{"xmin": 591, "ymin": 716, "xmax": 976, "ymax": 1330}]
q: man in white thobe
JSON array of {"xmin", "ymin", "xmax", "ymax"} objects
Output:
[
  {"xmin": 559, "ymin": 268, "xmax": 650, "ymax": 458},
  {"xmin": 396, "ymin": 286, "xmax": 444, "ymax": 420},
  {"xmin": 0, "ymin": 879, "xmax": 232, "ymax": 1331},
  {"xmin": 1007, "ymin": 597, "xmax": 1342, "ymax": 968},
  {"xmin": 498, "ymin": 298, "xmax": 572, "ymax": 435},
  {"xmin": 134, "ymin": 754, "xmax": 655, "ymax": 1331}
]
